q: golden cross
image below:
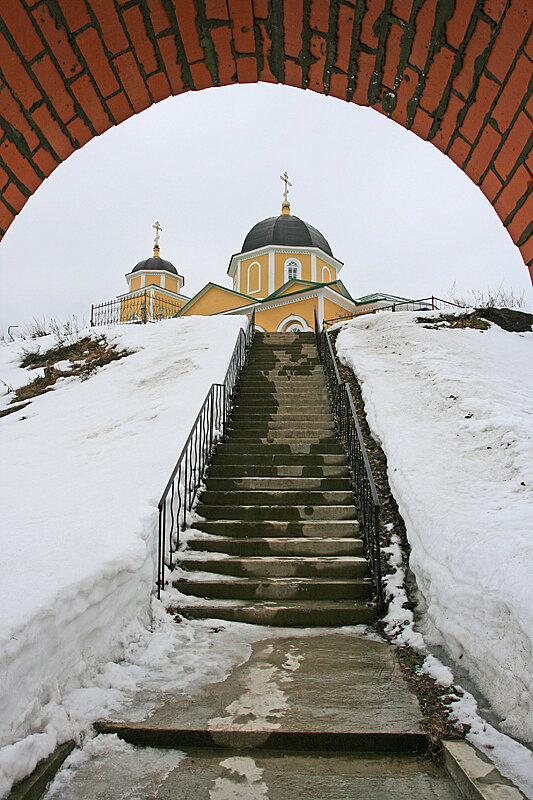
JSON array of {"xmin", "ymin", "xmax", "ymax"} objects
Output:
[
  {"xmin": 280, "ymin": 171, "xmax": 292, "ymax": 202},
  {"xmin": 153, "ymin": 220, "xmax": 162, "ymax": 247}
]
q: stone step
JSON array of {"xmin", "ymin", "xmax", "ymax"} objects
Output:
[
  {"xmin": 230, "ymin": 412, "xmax": 333, "ymax": 422},
  {"xmin": 199, "ymin": 490, "xmax": 354, "ymax": 506},
  {"xmin": 173, "ymin": 577, "xmax": 372, "ymax": 600},
  {"xmin": 226, "ymin": 434, "xmax": 338, "ymax": 444},
  {"xmin": 208, "ymin": 464, "xmax": 349, "ymax": 477},
  {"xmin": 217, "ymin": 442, "xmax": 344, "ymax": 454},
  {"xmin": 179, "ymin": 555, "xmax": 368, "ymax": 578},
  {"xmin": 184, "ymin": 536, "xmax": 364, "ymax": 556},
  {"xmin": 227, "ymin": 420, "xmax": 335, "ymax": 431},
  {"xmin": 176, "ymin": 600, "xmax": 376, "ymax": 626},
  {"xmin": 212, "ymin": 448, "xmax": 346, "ymax": 462},
  {"xmin": 233, "ymin": 399, "xmax": 331, "ymax": 409},
  {"xmin": 195, "ymin": 504, "xmax": 357, "ymax": 520},
  {"xmin": 204, "ymin": 477, "xmax": 351, "ymax": 490},
  {"xmin": 194, "ymin": 520, "xmax": 360, "ymax": 537}
]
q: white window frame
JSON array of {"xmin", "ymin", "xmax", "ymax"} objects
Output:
[
  {"xmin": 247, "ymin": 261, "xmax": 261, "ymax": 294},
  {"xmin": 322, "ymin": 266, "xmax": 331, "ymax": 283},
  {"xmin": 284, "ymin": 257, "xmax": 302, "ymax": 283}
]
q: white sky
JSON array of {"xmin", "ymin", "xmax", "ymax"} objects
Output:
[{"xmin": 1, "ymin": 82, "xmax": 531, "ymax": 332}]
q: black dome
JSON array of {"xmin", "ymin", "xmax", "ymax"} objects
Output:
[
  {"xmin": 132, "ymin": 257, "xmax": 178, "ymax": 275},
  {"xmin": 241, "ymin": 214, "xmax": 333, "ymax": 257}
]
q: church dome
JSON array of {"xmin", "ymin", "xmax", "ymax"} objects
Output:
[
  {"xmin": 131, "ymin": 256, "xmax": 178, "ymax": 275},
  {"xmin": 240, "ymin": 213, "xmax": 333, "ymax": 257}
]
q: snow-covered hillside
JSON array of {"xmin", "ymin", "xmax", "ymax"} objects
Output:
[
  {"xmin": 0, "ymin": 317, "xmax": 243, "ymax": 795},
  {"xmin": 336, "ymin": 313, "xmax": 533, "ymax": 744}
]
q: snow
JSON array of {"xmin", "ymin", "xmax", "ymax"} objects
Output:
[
  {"xmin": 0, "ymin": 316, "xmax": 244, "ymax": 797},
  {"xmin": 336, "ymin": 312, "xmax": 533, "ymax": 793}
]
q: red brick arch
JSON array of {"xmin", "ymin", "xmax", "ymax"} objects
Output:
[{"xmin": 0, "ymin": 0, "xmax": 532, "ymax": 282}]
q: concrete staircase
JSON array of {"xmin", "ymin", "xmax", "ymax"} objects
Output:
[{"xmin": 174, "ymin": 331, "xmax": 375, "ymax": 626}]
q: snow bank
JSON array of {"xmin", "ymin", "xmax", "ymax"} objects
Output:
[
  {"xmin": 0, "ymin": 316, "xmax": 243, "ymax": 796},
  {"xmin": 336, "ymin": 313, "xmax": 533, "ymax": 743}
]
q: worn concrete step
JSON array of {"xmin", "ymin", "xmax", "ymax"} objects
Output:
[
  {"xmin": 217, "ymin": 442, "xmax": 344, "ymax": 455},
  {"xmin": 199, "ymin": 490, "xmax": 354, "ymax": 506},
  {"xmin": 228, "ymin": 420, "xmax": 335, "ymax": 431},
  {"xmin": 246, "ymin": 358, "xmax": 320, "ymax": 366},
  {"xmin": 174, "ymin": 577, "xmax": 372, "ymax": 600},
  {"xmin": 177, "ymin": 600, "xmax": 376, "ymax": 626},
  {"xmin": 179, "ymin": 555, "xmax": 368, "ymax": 579},
  {"xmin": 196, "ymin": 504, "xmax": 357, "ymax": 521},
  {"xmin": 194, "ymin": 520, "xmax": 360, "ymax": 537},
  {"xmin": 223, "ymin": 437, "xmax": 339, "ymax": 446},
  {"xmin": 230, "ymin": 412, "xmax": 334, "ymax": 422},
  {"xmin": 233, "ymin": 400, "xmax": 331, "ymax": 410},
  {"xmin": 239, "ymin": 378, "xmax": 326, "ymax": 387},
  {"xmin": 242, "ymin": 370, "xmax": 324, "ymax": 378},
  {"xmin": 204, "ymin": 477, "xmax": 351, "ymax": 491},
  {"xmin": 184, "ymin": 536, "xmax": 364, "ymax": 556},
  {"xmin": 208, "ymin": 464, "xmax": 349, "ymax": 477},
  {"xmin": 213, "ymin": 446, "xmax": 345, "ymax": 460}
]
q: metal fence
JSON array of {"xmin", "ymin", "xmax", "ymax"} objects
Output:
[
  {"xmin": 91, "ymin": 290, "xmax": 184, "ymax": 326},
  {"xmin": 323, "ymin": 296, "xmax": 465, "ymax": 328},
  {"xmin": 314, "ymin": 308, "xmax": 384, "ymax": 613},
  {"xmin": 157, "ymin": 309, "xmax": 256, "ymax": 597}
]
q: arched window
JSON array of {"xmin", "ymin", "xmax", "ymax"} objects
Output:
[
  {"xmin": 284, "ymin": 257, "xmax": 301, "ymax": 283},
  {"xmin": 322, "ymin": 266, "xmax": 331, "ymax": 283},
  {"xmin": 247, "ymin": 261, "xmax": 261, "ymax": 294}
]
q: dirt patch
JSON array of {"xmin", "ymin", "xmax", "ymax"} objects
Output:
[
  {"xmin": 476, "ymin": 307, "xmax": 533, "ymax": 333},
  {"xmin": 0, "ymin": 401, "xmax": 30, "ymax": 418},
  {"xmin": 416, "ymin": 312, "xmax": 490, "ymax": 330}
]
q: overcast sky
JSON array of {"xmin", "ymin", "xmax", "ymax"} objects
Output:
[{"xmin": 1, "ymin": 82, "xmax": 531, "ymax": 333}]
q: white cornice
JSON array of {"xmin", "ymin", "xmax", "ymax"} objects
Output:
[
  {"xmin": 218, "ymin": 285, "xmax": 356, "ymax": 316},
  {"xmin": 227, "ymin": 245, "xmax": 344, "ymax": 278},
  {"xmin": 117, "ymin": 285, "xmax": 190, "ymax": 302}
]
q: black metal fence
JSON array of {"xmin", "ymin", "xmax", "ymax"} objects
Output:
[
  {"xmin": 323, "ymin": 296, "xmax": 465, "ymax": 329},
  {"xmin": 314, "ymin": 308, "xmax": 384, "ymax": 613},
  {"xmin": 91, "ymin": 290, "xmax": 184, "ymax": 326},
  {"xmin": 157, "ymin": 309, "xmax": 256, "ymax": 597}
]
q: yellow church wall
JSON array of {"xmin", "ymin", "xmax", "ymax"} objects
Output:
[
  {"xmin": 274, "ymin": 252, "xmax": 312, "ymax": 286},
  {"xmin": 166, "ymin": 277, "xmax": 178, "ymax": 293},
  {"xmin": 145, "ymin": 274, "xmax": 161, "ymax": 287},
  {"xmin": 254, "ymin": 296, "xmax": 318, "ymax": 332},
  {"xmin": 323, "ymin": 297, "xmax": 349, "ymax": 323},
  {"xmin": 238, "ymin": 254, "xmax": 269, "ymax": 297},
  {"xmin": 130, "ymin": 275, "xmax": 142, "ymax": 291},
  {"xmin": 119, "ymin": 290, "xmax": 186, "ymax": 322},
  {"xmin": 181, "ymin": 285, "xmax": 251, "ymax": 317},
  {"xmin": 317, "ymin": 258, "xmax": 336, "ymax": 283}
]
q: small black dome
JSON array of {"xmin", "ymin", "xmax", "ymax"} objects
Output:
[
  {"xmin": 241, "ymin": 214, "xmax": 333, "ymax": 257},
  {"xmin": 132, "ymin": 257, "xmax": 178, "ymax": 275}
]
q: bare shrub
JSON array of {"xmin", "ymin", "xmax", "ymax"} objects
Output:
[{"xmin": 448, "ymin": 280, "xmax": 525, "ymax": 309}]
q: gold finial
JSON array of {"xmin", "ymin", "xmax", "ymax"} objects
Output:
[
  {"xmin": 280, "ymin": 171, "xmax": 292, "ymax": 214},
  {"xmin": 153, "ymin": 220, "xmax": 162, "ymax": 257}
]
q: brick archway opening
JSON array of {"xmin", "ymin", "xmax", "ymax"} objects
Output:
[{"xmin": 0, "ymin": 1, "xmax": 531, "ymax": 283}]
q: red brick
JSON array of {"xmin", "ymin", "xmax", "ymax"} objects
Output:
[
  {"xmin": 421, "ymin": 47, "xmax": 456, "ymax": 113},
  {"xmin": 495, "ymin": 112, "xmax": 532, "ymax": 179},
  {"xmin": 228, "ymin": 0, "xmax": 255, "ymax": 53},
  {"xmin": 31, "ymin": 54, "xmax": 75, "ymax": 122},
  {"xmin": 467, "ymin": 123, "xmax": 500, "ymax": 181},
  {"xmin": 432, "ymin": 92, "xmax": 465, "ymax": 151},
  {"xmin": 256, "ymin": 23, "xmax": 277, "ymax": 84},
  {"xmin": 189, "ymin": 61, "xmax": 214, "ymax": 90},
  {"xmin": 445, "ymin": 0, "xmax": 477, "ymax": 49},
  {"xmin": 334, "ymin": 4, "xmax": 354, "ymax": 72},
  {"xmin": 360, "ymin": 0, "xmax": 387, "ymax": 50},
  {"xmin": 448, "ymin": 136, "xmax": 471, "ymax": 167},
  {"xmin": 527, "ymin": 143, "xmax": 533, "ymax": 174},
  {"xmin": 252, "ymin": 0, "xmax": 269, "ymax": 18},
  {"xmin": 329, "ymin": 71, "xmax": 348, "ymax": 100},
  {"xmin": 486, "ymin": 3, "xmax": 531, "ymax": 82},
  {"xmin": 527, "ymin": 29, "xmax": 533, "ymax": 61},
  {"xmin": 480, "ymin": 168, "xmax": 502, "ymax": 201},
  {"xmin": 210, "ymin": 25, "xmax": 236, "ymax": 85},
  {"xmin": 105, "ymin": 91, "xmax": 133, "ymax": 123},
  {"xmin": 494, "ymin": 164, "xmax": 531, "ymax": 217},
  {"xmin": 352, "ymin": 50, "xmax": 375, "ymax": 106},
  {"xmin": 122, "ymin": 5, "xmax": 158, "ymax": 75},
  {"xmin": 0, "ymin": 199, "xmax": 15, "ymax": 232},
  {"xmin": 67, "ymin": 116, "xmax": 93, "ymax": 146},
  {"xmin": 2, "ymin": 179, "xmax": 27, "ymax": 211},
  {"xmin": 308, "ymin": 33, "xmax": 327, "ymax": 94},
  {"xmin": 31, "ymin": 146, "xmax": 59, "ymax": 176},
  {"xmin": 31, "ymin": 4, "xmax": 83, "ymax": 78},
  {"xmin": 0, "ymin": 139, "xmax": 40, "ymax": 190},
  {"xmin": 519, "ymin": 235, "xmax": 533, "ymax": 267},
  {"xmin": 205, "ymin": 0, "xmax": 229, "ymax": 19},
  {"xmin": 145, "ymin": 0, "xmax": 173, "ymax": 34},
  {"xmin": 482, "ymin": 0, "xmax": 507, "ymax": 24},
  {"xmin": 174, "ymin": 0, "xmax": 204, "ymax": 63},
  {"xmin": 31, "ymin": 103, "xmax": 74, "ymax": 159},
  {"xmin": 146, "ymin": 71, "xmax": 171, "ymax": 102},
  {"xmin": 492, "ymin": 55, "xmax": 533, "ymax": 133},
  {"xmin": 391, "ymin": 0, "xmax": 414, "ymax": 23},
  {"xmin": 90, "ymin": 0, "xmax": 129, "ymax": 55},
  {"xmin": 112, "ymin": 51, "xmax": 151, "ymax": 113},
  {"xmin": 70, "ymin": 73, "xmax": 111, "ymax": 133},
  {"xmin": 310, "ymin": 0, "xmax": 330, "ymax": 32},
  {"xmin": 0, "ymin": 0, "xmax": 43, "ymax": 60},
  {"xmin": 411, "ymin": 107, "xmax": 433, "ymax": 139},
  {"xmin": 285, "ymin": 60, "xmax": 303, "ymax": 89},
  {"xmin": 459, "ymin": 74, "xmax": 499, "ymax": 141},
  {"xmin": 61, "ymin": 0, "xmax": 91, "ymax": 32},
  {"xmin": 157, "ymin": 36, "xmax": 186, "ymax": 95},
  {"xmin": 76, "ymin": 28, "xmax": 119, "ymax": 97},
  {"xmin": 0, "ymin": 162, "xmax": 9, "ymax": 186},
  {"xmin": 392, "ymin": 69, "xmax": 417, "ymax": 125},
  {"xmin": 0, "ymin": 86, "xmax": 39, "ymax": 150},
  {"xmin": 410, "ymin": 0, "xmax": 438, "ymax": 69},
  {"xmin": 284, "ymin": 0, "xmax": 304, "ymax": 60},
  {"xmin": 453, "ymin": 20, "xmax": 491, "ymax": 98},
  {"xmin": 381, "ymin": 23, "xmax": 403, "ymax": 89},
  {"xmin": 507, "ymin": 190, "xmax": 533, "ymax": 241},
  {"xmin": 0, "ymin": 32, "xmax": 41, "ymax": 108},
  {"xmin": 236, "ymin": 56, "xmax": 258, "ymax": 83}
]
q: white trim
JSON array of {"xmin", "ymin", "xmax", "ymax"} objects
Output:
[
  {"xmin": 318, "ymin": 294, "xmax": 324, "ymax": 325},
  {"xmin": 311, "ymin": 253, "xmax": 317, "ymax": 282},
  {"xmin": 149, "ymin": 287, "xmax": 154, "ymax": 320},
  {"xmin": 268, "ymin": 251, "xmax": 275, "ymax": 295},
  {"xmin": 161, "ymin": 274, "xmax": 166, "ymax": 289},
  {"xmin": 254, "ymin": 324, "xmax": 266, "ymax": 332},
  {"xmin": 117, "ymin": 285, "xmax": 191, "ymax": 302},
  {"xmin": 247, "ymin": 261, "xmax": 261, "ymax": 294},
  {"xmin": 141, "ymin": 274, "xmax": 146, "ymax": 288},
  {"xmin": 219, "ymin": 285, "xmax": 356, "ymax": 317},
  {"xmin": 228, "ymin": 245, "xmax": 343, "ymax": 278},
  {"xmin": 284, "ymin": 256, "xmax": 302, "ymax": 283},
  {"xmin": 322, "ymin": 266, "xmax": 331, "ymax": 283},
  {"xmin": 277, "ymin": 314, "xmax": 312, "ymax": 332}
]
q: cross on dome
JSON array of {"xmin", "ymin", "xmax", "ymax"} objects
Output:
[
  {"xmin": 153, "ymin": 220, "xmax": 162, "ymax": 247},
  {"xmin": 280, "ymin": 171, "xmax": 292, "ymax": 202}
]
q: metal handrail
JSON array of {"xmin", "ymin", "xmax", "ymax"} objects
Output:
[
  {"xmin": 323, "ymin": 296, "xmax": 465, "ymax": 328},
  {"xmin": 157, "ymin": 309, "xmax": 255, "ymax": 597},
  {"xmin": 314, "ymin": 308, "xmax": 384, "ymax": 613},
  {"xmin": 91, "ymin": 289, "xmax": 185, "ymax": 326}
]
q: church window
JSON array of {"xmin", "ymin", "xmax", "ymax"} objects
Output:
[
  {"xmin": 322, "ymin": 266, "xmax": 331, "ymax": 283},
  {"xmin": 284, "ymin": 257, "xmax": 301, "ymax": 283},
  {"xmin": 247, "ymin": 262, "xmax": 261, "ymax": 294}
]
